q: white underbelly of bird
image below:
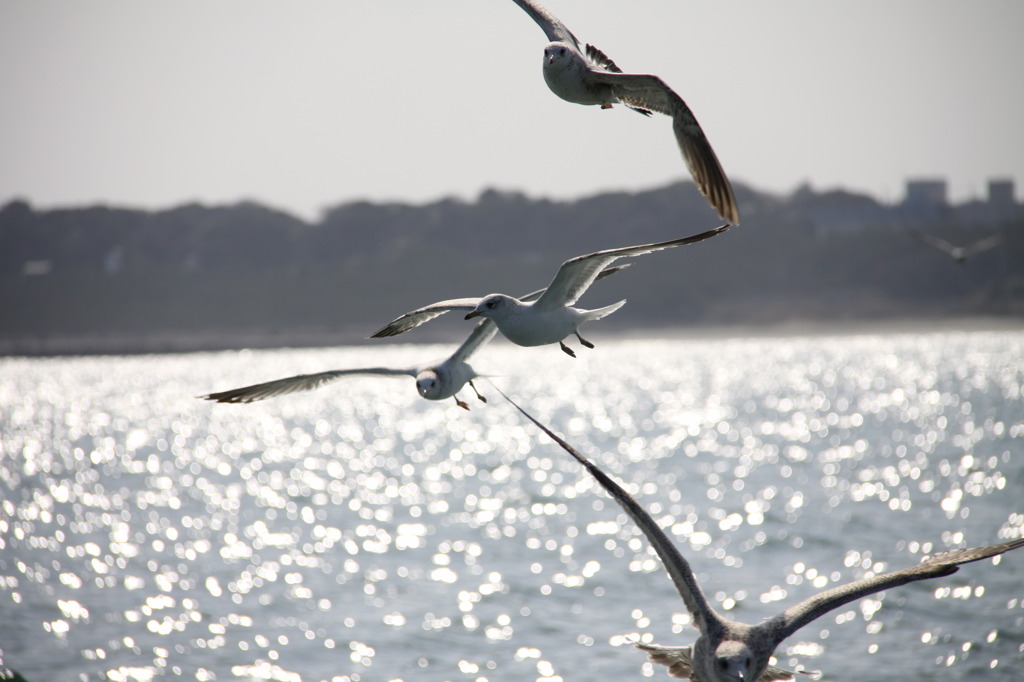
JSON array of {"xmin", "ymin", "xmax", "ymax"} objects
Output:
[
  {"xmin": 494, "ymin": 305, "xmax": 588, "ymax": 346},
  {"xmin": 543, "ymin": 64, "xmax": 612, "ymax": 106}
]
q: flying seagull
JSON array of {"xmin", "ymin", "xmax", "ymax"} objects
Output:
[
  {"xmin": 500, "ymin": 390, "xmax": 1024, "ymax": 682},
  {"xmin": 371, "ymin": 225, "xmax": 727, "ymax": 358},
  {"xmin": 510, "ymin": 0, "xmax": 740, "ymax": 226},
  {"xmin": 909, "ymin": 228, "xmax": 1004, "ymax": 264},
  {"xmin": 201, "ymin": 266, "xmax": 626, "ymax": 408}
]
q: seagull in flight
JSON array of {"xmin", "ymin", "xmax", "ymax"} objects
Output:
[
  {"xmin": 501, "ymin": 391, "xmax": 1024, "ymax": 682},
  {"xmin": 371, "ymin": 225, "xmax": 727, "ymax": 358},
  {"xmin": 510, "ymin": 0, "xmax": 740, "ymax": 225},
  {"xmin": 201, "ymin": 266, "xmax": 627, "ymax": 409},
  {"xmin": 909, "ymin": 228, "xmax": 1003, "ymax": 264}
]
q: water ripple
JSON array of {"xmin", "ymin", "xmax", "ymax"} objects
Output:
[{"xmin": 1, "ymin": 330, "xmax": 1022, "ymax": 680}]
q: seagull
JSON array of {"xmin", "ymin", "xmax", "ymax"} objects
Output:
[
  {"xmin": 371, "ymin": 225, "xmax": 727, "ymax": 358},
  {"xmin": 500, "ymin": 391, "xmax": 1024, "ymax": 682},
  {"xmin": 909, "ymin": 228, "xmax": 1004, "ymax": 263},
  {"xmin": 510, "ymin": 0, "xmax": 739, "ymax": 226},
  {"xmin": 200, "ymin": 266, "xmax": 627, "ymax": 409}
]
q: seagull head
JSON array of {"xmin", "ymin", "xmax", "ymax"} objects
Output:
[
  {"xmin": 465, "ymin": 294, "xmax": 515, "ymax": 322},
  {"xmin": 415, "ymin": 370, "xmax": 443, "ymax": 399},
  {"xmin": 543, "ymin": 42, "xmax": 573, "ymax": 70},
  {"xmin": 710, "ymin": 641, "xmax": 756, "ymax": 682}
]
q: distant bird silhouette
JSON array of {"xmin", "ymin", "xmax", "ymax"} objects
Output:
[
  {"xmin": 509, "ymin": 0, "xmax": 739, "ymax": 225},
  {"xmin": 909, "ymin": 228, "xmax": 1003, "ymax": 263},
  {"xmin": 371, "ymin": 225, "xmax": 727, "ymax": 358},
  {"xmin": 501, "ymin": 391, "xmax": 1024, "ymax": 682},
  {"xmin": 201, "ymin": 266, "xmax": 626, "ymax": 409}
]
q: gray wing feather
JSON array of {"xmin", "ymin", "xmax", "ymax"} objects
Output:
[
  {"xmin": 448, "ymin": 321, "xmax": 500, "ymax": 366},
  {"xmin": 510, "ymin": 0, "xmax": 582, "ymax": 51},
  {"xmin": 591, "ymin": 72, "xmax": 739, "ymax": 225},
  {"xmin": 591, "ymin": 72, "xmax": 678, "ymax": 117},
  {"xmin": 370, "ymin": 298, "xmax": 482, "ymax": 338},
  {"xmin": 635, "ymin": 643, "xmax": 695, "ymax": 680},
  {"xmin": 962, "ymin": 232, "xmax": 1004, "ymax": 256},
  {"xmin": 500, "ymin": 390, "xmax": 722, "ymax": 637},
  {"xmin": 534, "ymin": 226, "xmax": 727, "ymax": 310},
  {"xmin": 767, "ymin": 538, "xmax": 1024, "ymax": 648},
  {"xmin": 519, "ymin": 263, "xmax": 631, "ymax": 305},
  {"xmin": 909, "ymin": 228, "xmax": 960, "ymax": 255},
  {"xmin": 201, "ymin": 367, "xmax": 416, "ymax": 403}
]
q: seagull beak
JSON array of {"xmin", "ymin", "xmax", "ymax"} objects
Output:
[{"xmin": 465, "ymin": 311, "xmax": 481, "ymax": 320}]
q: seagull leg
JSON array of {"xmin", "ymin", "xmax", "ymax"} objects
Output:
[
  {"xmin": 454, "ymin": 396, "xmax": 470, "ymax": 410},
  {"xmin": 469, "ymin": 380, "xmax": 487, "ymax": 403},
  {"xmin": 575, "ymin": 332, "xmax": 595, "ymax": 349},
  {"xmin": 559, "ymin": 341, "xmax": 577, "ymax": 358}
]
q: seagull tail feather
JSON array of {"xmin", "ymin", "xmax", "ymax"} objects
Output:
[{"xmin": 585, "ymin": 299, "xmax": 626, "ymax": 322}]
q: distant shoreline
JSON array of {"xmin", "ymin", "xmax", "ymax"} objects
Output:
[
  {"xmin": 3, "ymin": 315, "xmax": 1021, "ymax": 359},
  {"xmin": 612, "ymin": 315, "xmax": 1024, "ymax": 342},
  {"xmin": 5, "ymin": 182, "xmax": 1021, "ymax": 361}
]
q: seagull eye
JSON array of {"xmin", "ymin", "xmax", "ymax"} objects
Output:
[
  {"xmin": 558, "ymin": 47, "xmax": 566, "ymax": 55},
  {"xmin": 718, "ymin": 660, "xmax": 727, "ymax": 670}
]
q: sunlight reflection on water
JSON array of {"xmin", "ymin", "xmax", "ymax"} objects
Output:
[{"xmin": 1, "ymin": 330, "xmax": 1022, "ymax": 681}]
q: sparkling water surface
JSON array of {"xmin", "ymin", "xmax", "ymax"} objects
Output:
[{"xmin": 1, "ymin": 329, "xmax": 1022, "ymax": 681}]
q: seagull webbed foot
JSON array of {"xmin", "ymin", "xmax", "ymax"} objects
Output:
[
  {"xmin": 559, "ymin": 341, "xmax": 577, "ymax": 358},
  {"xmin": 455, "ymin": 397, "xmax": 470, "ymax": 410},
  {"xmin": 600, "ymin": 103, "xmax": 613, "ymax": 109},
  {"xmin": 469, "ymin": 380, "xmax": 487, "ymax": 403},
  {"xmin": 575, "ymin": 332, "xmax": 595, "ymax": 349}
]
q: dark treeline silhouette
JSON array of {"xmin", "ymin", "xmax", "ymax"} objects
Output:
[{"xmin": 1, "ymin": 181, "xmax": 1021, "ymax": 355}]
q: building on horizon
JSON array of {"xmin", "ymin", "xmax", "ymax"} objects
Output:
[
  {"xmin": 903, "ymin": 179, "xmax": 948, "ymax": 208},
  {"xmin": 987, "ymin": 178, "xmax": 1016, "ymax": 206}
]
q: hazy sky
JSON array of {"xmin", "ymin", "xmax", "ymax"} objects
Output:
[{"xmin": 2, "ymin": 0, "xmax": 1022, "ymax": 219}]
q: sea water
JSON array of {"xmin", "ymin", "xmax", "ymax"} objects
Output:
[{"xmin": 1, "ymin": 329, "xmax": 1022, "ymax": 681}]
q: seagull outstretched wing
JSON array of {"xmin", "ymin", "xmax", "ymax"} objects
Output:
[
  {"xmin": 510, "ymin": 0, "xmax": 582, "ymax": 51},
  {"xmin": 534, "ymin": 225, "xmax": 727, "ymax": 310},
  {"xmin": 201, "ymin": 367, "xmax": 416, "ymax": 403},
  {"xmin": 595, "ymin": 72, "xmax": 738, "ymax": 226},
  {"xmin": 962, "ymin": 233, "xmax": 1004, "ymax": 257},
  {"xmin": 499, "ymin": 389, "xmax": 722, "ymax": 637},
  {"xmin": 767, "ymin": 538, "xmax": 1024, "ymax": 648},
  {"xmin": 370, "ymin": 298, "xmax": 482, "ymax": 338}
]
